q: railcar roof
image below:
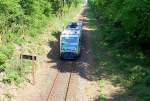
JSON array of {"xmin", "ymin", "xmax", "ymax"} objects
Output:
[{"xmin": 62, "ymin": 28, "xmax": 81, "ymax": 35}]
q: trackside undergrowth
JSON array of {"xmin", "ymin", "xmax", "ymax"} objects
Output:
[
  {"xmin": 88, "ymin": 6, "xmax": 150, "ymax": 101},
  {"xmin": 0, "ymin": 3, "xmax": 83, "ymax": 100},
  {"xmin": 0, "ymin": 4, "xmax": 82, "ymax": 86}
]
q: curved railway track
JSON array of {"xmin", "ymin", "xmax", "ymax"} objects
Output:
[{"xmin": 47, "ymin": 61, "xmax": 76, "ymax": 101}]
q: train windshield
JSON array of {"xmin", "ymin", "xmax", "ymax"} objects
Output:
[{"xmin": 61, "ymin": 37, "xmax": 78, "ymax": 45}]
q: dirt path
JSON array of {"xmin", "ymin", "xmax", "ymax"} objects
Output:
[{"xmin": 10, "ymin": 7, "xmax": 99, "ymax": 101}]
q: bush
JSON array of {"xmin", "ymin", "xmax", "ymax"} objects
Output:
[
  {"xmin": 0, "ymin": 44, "xmax": 14, "ymax": 59},
  {"xmin": 0, "ymin": 0, "xmax": 82, "ymax": 85},
  {"xmin": 2, "ymin": 59, "xmax": 32, "ymax": 85},
  {"xmin": 89, "ymin": 0, "xmax": 150, "ymax": 100},
  {"xmin": 2, "ymin": 71, "xmax": 19, "ymax": 84},
  {"xmin": 0, "ymin": 52, "xmax": 8, "ymax": 65},
  {"xmin": 89, "ymin": 0, "xmax": 150, "ymax": 47},
  {"xmin": 3, "ymin": 33, "xmax": 16, "ymax": 43},
  {"xmin": 0, "ymin": 65, "xmax": 5, "ymax": 72}
]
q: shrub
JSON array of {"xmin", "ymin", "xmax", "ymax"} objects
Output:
[
  {"xmin": 2, "ymin": 59, "xmax": 32, "ymax": 85},
  {"xmin": 0, "ymin": 52, "xmax": 8, "ymax": 65},
  {"xmin": 89, "ymin": 0, "xmax": 150, "ymax": 100},
  {"xmin": 0, "ymin": 64, "xmax": 5, "ymax": 72},
  {"xmin": 0, "ymin": 44, "xmax": 14, "ymax": 59},
  {"xmin": 89, "ymin": 0, "xmax": 150, "ymax": 47}
]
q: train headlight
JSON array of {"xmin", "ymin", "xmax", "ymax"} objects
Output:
[
  {"xmin": 72, "ymin": 47, "xmax": 77, "ymax": 51},
  {"xmin": 61, "ymin": 47, "xmax": 65, "ymax": 51}
]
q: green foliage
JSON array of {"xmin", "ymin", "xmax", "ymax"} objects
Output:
[
  {"xmin": 0, "ymin": 53, "xmax": 7, "ymax": 65},
  {"xmin": 0, "ymin": 44, "xmax": 14, "ymax": 58},
  {"xmin": 2, "ymin": 59, "xmax": 32, "ymax": 85},
  {"xmin": 50, "ymin": 0, "xmax": 81, "ymax": 15},
  {"xmin": 89, "ymin": 0, "xmax": 150, "ymax": 48},
  {"xmin": 0, "ymin": 0, "xmax": 82, "ymax": 85},
  {"xmin": 3, "ymin": 70, "xmax": 19, "ymax": 84},
  {"xmin": 0, "ymin": 44, "xmax": 14, "ymax": 71},
  {"xmin": 0, "ymin": 65, "xmax": 5, "ymax": 72},
  {"xmin": 0, "ymin": 0, "xmax": 82, "ymax": 37},
  {"xmin": 3, "ymin": 33, "xmax": 16, "ymax": 43},
  {"xmin": 88, "ymin": 3, "xmax": 150, "ymax": 100}
]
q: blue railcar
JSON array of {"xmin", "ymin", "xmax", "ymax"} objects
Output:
[{"xmin": 60, "ymin": 22, "xmax": 83, "ymax": 60}]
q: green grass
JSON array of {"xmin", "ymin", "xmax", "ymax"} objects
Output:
[
  {"xmin": 99, "ymin": 80, "xmax": 105, "ymax": 101},
  {"xmin": 88, "ymin": 7, "xmax": 150, "ymax": 101},
  {"xmin": 2, "ymin": 58, "xmax": 32, "ymax": 85}
]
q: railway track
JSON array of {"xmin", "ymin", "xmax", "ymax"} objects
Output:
[{"xmin": 47, "ymin": 61, "xmax": 76, "ymax": 101}]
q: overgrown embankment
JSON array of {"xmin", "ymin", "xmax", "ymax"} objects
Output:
[
  {"xmin": 0, "ymin": 0, "xmax": 82, "ymax": 85},
  {"xmin": 88, "ymin": 0, "xmax": 150, "ymax": 100}
]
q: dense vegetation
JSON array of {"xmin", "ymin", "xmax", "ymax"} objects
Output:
[
  {"xmin": 0, "ymin": 0, "xmax": 81, "ymax": 37},
  {"xmin": 0, "ymin": 0, "xmax": 82, "ymax": 84},
  {"xmin": 89, "ymin": 0, "xmax": 150, "ymax": 49},
  {"xmin": 89, "ymin": 0, "xmax": 150, "ymax": 100}
]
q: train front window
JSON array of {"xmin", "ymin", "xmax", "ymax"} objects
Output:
[{"xmin": 61, "ymin": 37, "xmax": 78, "ymax": 45}]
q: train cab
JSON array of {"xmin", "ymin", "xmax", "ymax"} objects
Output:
[
  {"xmin": 60, "ymin": 22, "xmax": 83, "ymax": 60},
  {"xmin": 60, "ymin": 34, "xmax": 81, "ymax": 59}
]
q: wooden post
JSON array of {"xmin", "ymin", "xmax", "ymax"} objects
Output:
[
  {"xmin": 32, "ymin": 56, "xmax": 36, "ymax": 85},
  {"xmin": 20, "ymin": 54, "xmax": 37, "ymax": 85}
]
